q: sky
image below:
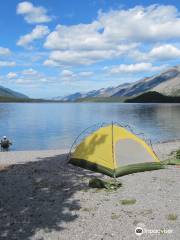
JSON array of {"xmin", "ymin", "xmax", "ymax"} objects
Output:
[{"xmin": 1, "ymin": 0, "xmax": 180, "ymax": 98}]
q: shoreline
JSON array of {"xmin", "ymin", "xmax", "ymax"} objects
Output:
[
  {"xmin": 0, "ymin": 139, "xmax": 180, "ymax": 167},
  {"xmin": 0, "ymin": 149, "xmax": 68, "ymax": 167}
]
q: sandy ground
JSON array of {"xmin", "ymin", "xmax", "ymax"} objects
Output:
[{"xmin": 0, "ymin": 140, "xmax": 180, "ymax": 240}]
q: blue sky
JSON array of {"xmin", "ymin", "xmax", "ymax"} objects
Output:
[{"xmin": 1, "ymin": 0, "xmax": 180, "ymax": 98}]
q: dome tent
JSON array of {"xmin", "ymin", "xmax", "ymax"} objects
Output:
[{"xmin": 68, "ymin": 123, "xmax": 162, "ymax": 177}]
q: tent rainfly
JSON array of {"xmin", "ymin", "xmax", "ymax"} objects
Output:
[{"xmin": 69, "ymin": 123, "xmax": 161, "ymax": 177}]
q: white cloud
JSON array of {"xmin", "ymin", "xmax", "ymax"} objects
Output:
[
  {"xmin": 61, "ymin": 70, "xmax": 74, "ymax": 78},
  {"xmin": 44, "ymin": 44, "xmax": 136, "ymax": 66},
  {"xmin": 17, "ymin": 1, "xmax": 52, "ymax": 24},
  {"xmin": 131, "ymin": 44, "xmax": 180, "ymax": 61},
  {"xmin": 44, "ymin": 22, "xmax": 104, "ymax": 50},
  {"xmin": 59, "ymin": 70, "xmax": 94, "ymax": 82},
  {"xmin": 5, "ymin": 69, "xmax": 39, "ymax": 84},
  {"xmin": 44, "ymin": 21, "xmax": 137, "ymax": 65},
  {"xmin": 10, "ymin": 75, "xmax": 50, "ymax": 87},
  {"xmin": 22, "ymin": 68, "xmax": 38, "ymax": 75},
  {"xmin": 99, "ymin": 5, "xmax": 180, "ymax": 42},
  {"xmin": 10, "ymin": 69, "xmax": 50, "ymax": 85},
  {"xmin": 45, "ymin": 5, "xmax": 180, "ymax": 50},
  {"xmin": 148, "ymin": 44, "xmax": 180, "ymax": 60},
  {"xmin": 44, "ymin": 5, "xmax": 180, "ymax": 66},
  {"xmin": 17, "ymin": 25, "xmax": 50, "ymax": 48},
  {"xmin": 7, "ymin": 72, "xmax": 18, "ymax": 79},
  {"xmin": 0, "ymin": 61, "xmax": 16, "ymax": 67},
  {"xmin": 43, "ymin": 59, "xmax": 60, "ymax": 67},
  {"xmin": 0, "ymin": 47, "xmax": 11, "ymax": 56},
  {"xmin": 107, "ymin": 63, "xmax": 167, "ymax": 74}
]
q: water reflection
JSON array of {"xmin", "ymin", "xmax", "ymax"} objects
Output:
[{"xmin": 0, "ymin": 103, "xmax": 179, "ymax": 151}]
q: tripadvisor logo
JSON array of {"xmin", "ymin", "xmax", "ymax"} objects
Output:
[
  {"xmin": 135, "ymin": 223, "xmax": 173, "ymax": 236},
  {"xmin": 135, "ymin": 227, "xmax": 143, "ymax": 236},
  {"xmin": 135, "ymin": 223, "xmax": 145, "ymax": 236}
]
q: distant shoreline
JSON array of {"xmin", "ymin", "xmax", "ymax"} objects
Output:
[
  {"xmin": 0, "ymin": 96, "xmax": 65, "ymax": 103},
  {"xmin": 1, "ymin": 91, "xmax": 180, "ymax": 103},
  {"xmin": 1, "ymin": 100, "xmax": 180, "ymax": 103}
]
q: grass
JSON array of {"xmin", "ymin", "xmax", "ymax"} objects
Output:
[
  {"xmin": 111, "ymin": 213, "xmax": 120, "ymax": 220},
  {"xmin": 89, "ymin": 178, "xmax": 122, "ymax": 191},
  {"xmin": 162, "ymin": 159, "xmax": 180, "ymax": 165},
  {"xmin": 161, "ymin": 148, "xmax": 180, "ymax": 166},
  {"xmin": 81, "ymin": 207, "xmax": 94, "ymax": 213},
  {"xmin": 175, "ymin": 149, "xmax": 180, "ymax": 159},
  {"xmin": 104, "ymin": 179, "xmax": 122, "ymax": 191},
  {"xmin": 120, "ymin": 199, "xmax": 136, "ymax": 205},
  {"xmin": 167, "ymin": 214, "xmax": 178, "ymax": 221},
  {"xmin": 81, "ymin": 188, "xmax": 89, "ymax": 192}
]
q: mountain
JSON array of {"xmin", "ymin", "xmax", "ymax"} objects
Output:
[
  {"xmin": 53, "ymin": 92, "xmax": 83, "ymax": 102},
  {"xmin": 55, "ymin": 83, "xmax": 131, "ymax": 101},
  {"xmin": 55, "ymin": 66, "xmax": 180, "ymax": 102},
  {"xmin": 125, "ymin": 91, "xmax": 180, "ymax": 103},
  {"xmin": 113, "ymin": 66, "xmax": 180, "ymax": 97},
  {"xmin": 0, "ymin": 86, "xmax": 28, "ymax": 99}
]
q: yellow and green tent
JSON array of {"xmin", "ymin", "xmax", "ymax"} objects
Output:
[{"xmin": 69, "ymin": 123, "xmax": 162, "ymax": 177}]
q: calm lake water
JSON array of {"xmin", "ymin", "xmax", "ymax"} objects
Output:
[{"xmin": 0, "ymin": 103, "xmax": 180, "ymax": 151}]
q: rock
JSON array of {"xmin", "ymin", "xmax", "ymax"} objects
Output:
[{"xmin": 88, "ymin": 178, "xmax": 106, "ymax": 188}]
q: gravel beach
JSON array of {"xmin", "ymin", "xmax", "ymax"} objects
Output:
[{"xmin": 0, "ymin": 140, "xmax": 180, "ymax": 240}]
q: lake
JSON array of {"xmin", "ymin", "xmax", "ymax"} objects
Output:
[{"xmin": 0, "ymin": 103, "xmax": 180, "ymax": 151}]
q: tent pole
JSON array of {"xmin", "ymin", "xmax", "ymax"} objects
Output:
[{"xmin": 112, "ymin": 121, "xmax": 116, "ymax": 179}]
